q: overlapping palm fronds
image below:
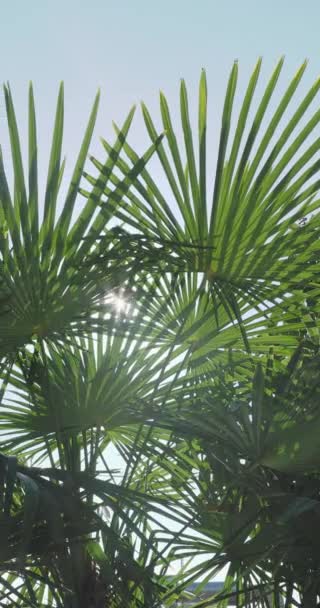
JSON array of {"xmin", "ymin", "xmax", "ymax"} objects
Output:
[
  {"xmin": 0, "ymin": 61, "xmax": 320, "ymax": 607},
  {"xmin": 141, "ymin": 345, "xmax": 320, "ymax": 607},
  {"xmin": 0, "ymin": 447, "xmax": 188, "ymax": 608},
  {"xmin": 0, "ymin": 85, "xmax": 163, "ymax": 363},
  {"xmin": 88, "ymin": 58, "xmax": 320, "ymax": 365}
]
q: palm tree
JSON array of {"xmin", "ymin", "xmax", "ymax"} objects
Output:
[
  {"xmin": 0, "ymin": 59, "xmax": 320, "ymax": 607},
  {"xmin": 92, "ymin": 58, "xmax": 320, "ymax": 607},
  {"xmin": 0, "ymin": 84, "xmax": 181, "ymax": 607}
]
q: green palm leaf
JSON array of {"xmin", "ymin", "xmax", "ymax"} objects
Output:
[
  {"xmin": 0, "ymin": 85, "xmax": 162, "ymax": 363},
  {"xmin": 88, "ymin": 60, "xmax": 320, "ymax": 364}
]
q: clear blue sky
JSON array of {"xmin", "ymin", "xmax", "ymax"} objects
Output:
[{"xmin": 1, "ymin": 0, "xmax": 320, "ymax": 198}]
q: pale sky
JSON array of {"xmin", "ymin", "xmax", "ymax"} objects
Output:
[{"xmin": 1, "ymin": 0, "xmax": 320, "ymax": 207}]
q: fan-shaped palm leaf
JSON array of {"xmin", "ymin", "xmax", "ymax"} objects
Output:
[
  {"xmin": 0, "ymin": 84, "xmax": 162, "ymax": 363},
  {"xmin": 147, "ymin": 348, "xmax": 320, "ymax": 607},
  {"xmin": 88, "ymin": 59, "xmax": 320, "ymax": 363}
]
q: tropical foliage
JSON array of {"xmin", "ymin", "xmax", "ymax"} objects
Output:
[{"xmin": 0, "ymin": 59, "xmax": 320, "ymax": 606}]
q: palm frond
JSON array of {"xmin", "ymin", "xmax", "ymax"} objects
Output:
[{"xmin": 87, "ymin": 60, "xmax": 320, "ymax": 362}]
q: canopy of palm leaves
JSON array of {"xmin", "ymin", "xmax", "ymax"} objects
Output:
[{"xmin": 0, "ymin": 59, "xmax": 320, "ymax": 607}]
